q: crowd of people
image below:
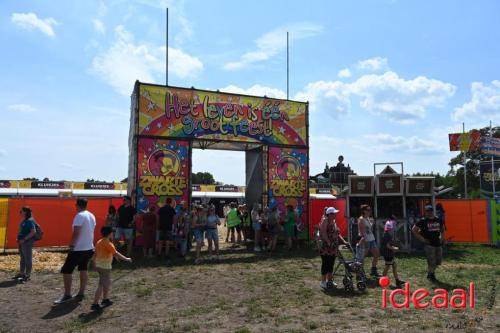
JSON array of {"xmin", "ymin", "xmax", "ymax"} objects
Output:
[
  {"xmin": 12, "ymin": 197, "xmax": 445, "ymax": 311},
  {"xmin": 316, "ymin": 203, "xmax": 445, "ymax": 290}
]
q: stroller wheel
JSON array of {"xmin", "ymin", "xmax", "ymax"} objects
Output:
[
  {"xmin": 342, "ymin": 277, "xmax": 351, "ymax": 286},
  {"xmin": 357, "ymin": 281, "xmax": 366, "ymax": 291},
  {"xmin": 344, "ymin": 283, "xmax": 354, "ymax": 293}
]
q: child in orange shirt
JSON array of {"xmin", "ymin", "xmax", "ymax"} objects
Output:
[{"xmin": 91, "ymin": 226, "xmax": 132, "ymax": 311}]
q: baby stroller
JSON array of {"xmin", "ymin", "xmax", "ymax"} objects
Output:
[{"xmin": 333, "ymin": 244, "xmax": 367, "ymax": 292}]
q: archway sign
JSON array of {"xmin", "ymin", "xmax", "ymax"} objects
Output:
[{"xmin": 128, "ymin": 82, "xmax": 310, "ymax": 239}]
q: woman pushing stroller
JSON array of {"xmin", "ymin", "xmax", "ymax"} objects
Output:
[{"xmin": 319, "ymin": 207, "xmax": 349, "ymax": 290}]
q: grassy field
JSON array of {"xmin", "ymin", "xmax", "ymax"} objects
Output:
[{"xmin": 0, "ymin": 242, "xmax": 499, "ymax": 333}]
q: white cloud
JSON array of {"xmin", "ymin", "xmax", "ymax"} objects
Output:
[
  {"xmin": 337, "ymin": 68, "xmax": 351, "ymax": 78},
  {"xmin": 454, "ymin": 80, "xmax": 500, "ymax": 121},
  {"xmin": 295, "ymin": 71, "xmax": 455, "ymax": 123},
  {"xmin": 92, "ymin": 19, "xmax": 105, "ymax": 34},
  {"xmin": 0, "ymin": 149, "xmax": 6, "ymax": 157},
  {"xmin": 220, "ymin": 85, "xmax": 286, "ymax": 99},
  {"xmin": 7, "ymin": 104, "xmax": 38, "ymax": 113},
  {"xmin": 224, "ymin": 22, "xmax": 322, "ymax": 70},
  {"xmin": 295, "ymin": 81, "xmax": 351, "ymax": 117},
  {"xmin": 11, "ymin": 12, "xmax": 59, "ymax": 38},
  {"xmin": 91, "ymin": 25, "xmax": 203, "ymax": 95},
  {"xmin": 358, "ymin": 57, "xmax": 389, "ymax": 71},
  {"xmin": 365, "ymin": 133, "xmax": 445, "ymax": 154},
  {"xmin": 349, "ymin": 71, "xmax": 456, "ymax": 123}
]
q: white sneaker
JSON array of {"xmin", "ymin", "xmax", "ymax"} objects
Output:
[
  {"xmin": 254, "ymin": 247, "xmax": 261, "ymax": 252},
  {"xmin": 320, "ymin": 281, "xmax": 328, "ymax": 289}
]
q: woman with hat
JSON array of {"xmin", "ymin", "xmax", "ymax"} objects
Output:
[{"xmin": 319, "ymin": 207, "xmax": 348, "ymax": 290}]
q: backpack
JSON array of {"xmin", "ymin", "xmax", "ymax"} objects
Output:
[{"xmin": 33, "ymin": 222, "xmax": 44, "ymax": 241}]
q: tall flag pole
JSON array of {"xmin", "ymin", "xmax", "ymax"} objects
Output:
[
  {"xmin": 287, "ymin": 31, "xmax": 289, "ymax": 100},
  {"xmin": 166, "ymin": 8, "xmax": 169, "ymax": 87},
  {"xmin": 463, "ymin": 122, "xmax": 467, "ymax": 199},
  {"xmin": 491, "ymin": 120, "xmax": 496, "ymax": 198}
]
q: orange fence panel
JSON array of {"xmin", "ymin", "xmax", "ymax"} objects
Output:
[
  {"xmin": 5, "ymin": 198, "xmax": 118, "ymax": 249},
  {"xmin": 436, "ymin": 199, "xmax": 489, "ymax": 244}
]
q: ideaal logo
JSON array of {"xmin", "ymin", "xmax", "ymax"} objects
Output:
[{"xmin": 379, "ymin": 277, "xmax": 475, "ymax": 309}]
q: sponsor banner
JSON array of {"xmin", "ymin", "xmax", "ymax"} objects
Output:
[
  {"xmin": 479, "ymin": 160, "xmax": 500, "ymax": 199},
  {"xmin": 481, "ymin": 137, "xmax": 500, "ymax": 157},
  {"xmin": 136, "ymin": 138, "xmax": 190, "ymax": 212},
  {"xmin": 31, "ymin": 181, "xmax": 67, "ymax": 189},
  {"xmin": 0, "ymin": 180, "xmax": 12, "ymax": 188},
  {"xmin": 215, "ymin": 185, "xmax": 239, "ymax": 192},
  {"xmin": 348, "ymin": 176, "xmax": 374, "ymax": 196},
  {"xmin": 138, "ymin": 84, "xmax": 307, "ymax": 147},
  {"xmin": 84, "ymin": 182, "xmax": 115, "ymax": 190},
  {"xmin": 191, "ymin": 185, "xmax": 201, "ymax": 192},
  {"xmin": 268, "ymin": 147, "xmax": 308, "ymax": 239},
  {"xmin": 449, "ymin": 131, "xmax": 481, "ymax": 152}
]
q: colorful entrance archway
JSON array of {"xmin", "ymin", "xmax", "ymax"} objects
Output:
[{"xmin": 128, "ymin": 82, "xmax": 310, "ymax": 238}]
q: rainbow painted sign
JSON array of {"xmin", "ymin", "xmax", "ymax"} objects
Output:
[
  {"xmin": 268, "ymin": 147, "xmax": 308, "ymax": 239},
  {"xmin": 137, "ymin": 83, "xmax": 307, "ymax": 146},
  {"xmin": 136, "ymin": 138, "xmax": 190, "ymax": 212}
]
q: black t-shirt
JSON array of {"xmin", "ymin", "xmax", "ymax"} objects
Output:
[
  {"xmin": 381, "ymin": 232, "xmax": 394, "ymax": 257},
  {"xmin": 158, "ymin": 205, "xmax": 176, "ymax": 231},
  {"xmin": 118, "ymin": 205, "xmax": 136, "ymax": 228},
  {"xmin": 416, "ymin": 217, "xmax": 442, "ymax": 247}
]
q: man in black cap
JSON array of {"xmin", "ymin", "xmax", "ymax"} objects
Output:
[
  {"xmin": 412, "ymin": 205, "xmax": 443, "ymax": 282},
  {"xmin": 115, "ymin": 196, "xmax": 136, "ymax": 257}
]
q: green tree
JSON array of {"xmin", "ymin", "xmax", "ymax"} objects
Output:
[{"xmin": 191, "ymin": 172, "xmax": 216, "ymax": 185}]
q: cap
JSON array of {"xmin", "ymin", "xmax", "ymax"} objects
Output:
[
  {"xmin": 425, "ymin": 205, "xmax": 433, "ymax": 211},
  {"xmin": 325, "ymin": 207, "xmax": 339, "ymax": 215}
]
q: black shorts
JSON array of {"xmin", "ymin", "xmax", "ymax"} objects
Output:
[
  {"xmin": 383, "ymin": 254, "xmax": 395, "ymax": 264},
  {"xmin": 61, "ymin": 250, "xmax": 94, "ymax": 274}
]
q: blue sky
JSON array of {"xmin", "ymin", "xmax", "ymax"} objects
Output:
[{"xmin": 1, "ymin": 0, "xmax": 499, "ymax": 184}]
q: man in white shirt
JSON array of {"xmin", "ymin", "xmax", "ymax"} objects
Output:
[{"xmin": 54, "ymin": 198, "xmax": 96, "ymax": 304}]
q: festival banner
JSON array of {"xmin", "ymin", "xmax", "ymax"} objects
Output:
[
  {"xmin": 137, "ymin": 84, "xmax": 307, "ymax": 147},
  {"xmin": 348, "ymin": 176, "xmax": 374, "ymax": 196},
  {"xmin": 448, "ymin": 131, "xmax": 481, "ymax": 152},
  {"xmin": 480, "ymin": 137, "xmax": 500, "ymax": 158},
  {"xmin": 377, "ymin": 175, "xmax": 403, "ymax": 196},
  {"xmin": 406, "ymin": 177, "xmax": 434, "ymax": 196},
  {"xmin": 479, "ymin": 160, "xmax": 500, "ymax": 199},
  {"xmin": 136, "ymin": 138, "xmax": 190, "ymax": 212},
  {"xmin": 268, "ymin": 147, "xmax": 308, "ymax": 239}
]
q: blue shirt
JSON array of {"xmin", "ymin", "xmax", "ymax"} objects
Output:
[
  {"xmin": 207, "ymin": 214, "xmax": 219, "ymax": 228},
  {"xmin": 18, "ymin": 218, "xmax": 36, "ymax": 240}
]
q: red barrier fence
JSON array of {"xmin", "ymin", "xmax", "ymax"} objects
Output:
[
  {"xmin": 309, "ymin": 198, "xmax": 348, "ymax": 240},
  {"xmin": 0, "ymin": 197, "xmax": 494, "ymax": 250},
  {"xmin": 3, "ymin": 198, "xmax": 123, "ymax": 249}
]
